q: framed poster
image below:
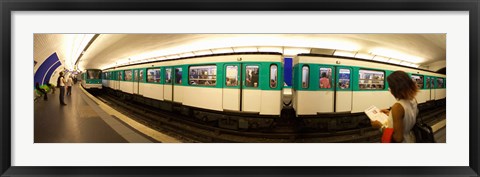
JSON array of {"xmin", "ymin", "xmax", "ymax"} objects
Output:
[{"xmin": 1, "ymin": 0, "xmax": 479, "ymax": 176}]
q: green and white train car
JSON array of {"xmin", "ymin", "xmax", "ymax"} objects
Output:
[
  {"xmin": 81, "ymin": 69, "xmax": 102, "ymax": 89},
  {"xmin": 102, "ymin": 53, "xmax": 284, "ymax": 120},
  {"xmin": 293, "ymin": 54, "xmax": 446, "ymax": 116}
]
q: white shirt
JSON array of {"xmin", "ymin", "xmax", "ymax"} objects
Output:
[
  {"xmin": 386, "ymin": 99, "xmax": 418, "ymax": 143},
  {"xmin": 67, "ymin": 78, "xmax": 73, "ymax": 86},
  {"xmin": 59, "ymin": 76, "xmax": 65, "ymax": 87}
]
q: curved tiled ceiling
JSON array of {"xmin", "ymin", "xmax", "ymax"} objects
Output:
[{"xmin": 34, "ymin": 34, "xmax": 446, "ymax": 73}]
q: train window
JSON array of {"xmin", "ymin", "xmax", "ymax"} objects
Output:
[
  {"xmin": 338, "ymin": 69, "xmax": 350, "ymax": 89},
  {"xmin": 139, "ymin": 70, "xmax": 144, "ymax": 82},
  {"xmin": 411, "ymin": 75, "xmax": 424, "ymax": 89},
  {"xmin": 189, "ymin": 65, "xmax": 217, "ymax": 86},
  {"xmin": 245, "ymin": 65, "xmax": 260, "ymax": 88},
  {"xmin": 359, "ymin": 69, "xmax": 384, "ymax": 90},
  {"xmin": 225, "ymin": 65, "xmax": 238, "ymax": 87},
  {"xmin": 430, "ymin": 77, "xmax": 435, "ymax": 88},
  {"xmin": 302, "ymin": 65, "xmax": 309, "ymax": 88},
  {"xmin": 124, "ymin": 70, "xmax": 132, "ymax": 81},
  {"xmin": 270, "ymin": 65, "xmax": 278, "ymax": 88},
  {"xmin": 147, "ymin": 68, "xmax": 161, "ymax": 83},
  {"xmin": 175, "ymin": 67, "xmax": 183, "ymax": 84},
  {"xmin": 437, "ymin": 78, "xmax": 444, "ymax": 88},
  {"xmin": 319, "ymin": 67, "xmax": 332, "ymax": 89},
  {"xmin": 87, "ymin": 70, "xmax": 101, "ymax": 79},
  {"xmin": 134, "ymin": 70, "xmax": 139, "ymax": 81},
  {"xmin": 118, "ymin": 71, "xmax": 123, "ymax": 81},
  {"xmin": 426, "ymin": 77, "xmax": 430, "ymax": 88},
  {"xmin": 165, "ymin": 68, "xmax": 172, "ymax": 83}
]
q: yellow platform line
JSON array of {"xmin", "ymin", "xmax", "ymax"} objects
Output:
[
  {"xmin": 79, "ymin": 85, "xmax": 181, "ymax": 143},
  {"xmin": 431, "ymin": 119, "xmax": 446, "ymax": 133}
]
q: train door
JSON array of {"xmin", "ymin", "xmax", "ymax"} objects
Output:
[
  {"xmin": 117, "ymin": 71, "xmax": 122, "ymax": 90},
  {"xmin": 222, "ymin": 64, "xmax": 241, "ymax": 111},
  {"xmin": 335, "ymin": 67, "xmax": 352, "ymax": 112},
  {"xmin": 173, "ymin": 66, "xmax": 183, "ymax": 103},
  {"xmin": 426, "ymin": 76, "xmax": 430, "ymax": 100},
  {"xmin": 242, "ymin": 64, "xmax": 261, "ymax": 113},
  {"xmin": 318, "ymin": 66, "xmax": 335, "ymax": 112},
  {"xmin": 163, "ymin": 67, "xmax": 173, "ymax": 101},
  {"xmin": 133, "ymin": 69, "xmax": 139, "ymax": 94},
  {"xmin": 431, "ymin": 76, "xmax": 436, "ymax": 100},
  {"xmin": 137, "ymin": 69, "xmax": 144, "ymax": 95},
  {"xmin": 427, "ymin": 76, "xmax": 435, "ymax": 100}
]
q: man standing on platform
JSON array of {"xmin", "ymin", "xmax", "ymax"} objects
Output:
[
  {"xmin": 58, "ymin": 72, "xmax": 67, "ymax": 105},
  {"xmin": 66, "ymin": 75, "xmax": 73, "ymax": 96}
]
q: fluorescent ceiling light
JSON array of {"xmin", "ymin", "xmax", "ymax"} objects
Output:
[
  {"xmin": 233, "ymin": 47, "xmax": 258, "ymax": 53},
  {"xmin": 283, "ymin": 47, "xmax": 310, "ymax": 56},
  {"xmin": 193, "ymin": 50, "xmax": 213, "ymax": 56},
  {"xmin": 387, "ymin": 58, "xmax": 402, "ymax": 65},
  {"xmin": 166, "ymin": 55, "xmax": 180, "ymax": 60},
  {"xmin": 369, "ymin": 48, "xmax": 424, "ymax": 63},
  {"xmin": 180, "ymin": 52, "xmax": 195, "ymax": 58},
  {"xmin": 212, "ymin": 48, "xmax": 234, "ymax": 54},
  {"xmin": 410, "ymin": 63, "xmax": 420, "ymax": 68},
  {"xmin": 333, "ymin": 50, "xmax": 356, "ymax": 57},
  {"xmin": 354, "ymin": 53, "xmax": 375, "ymax": 60},
  {"xmin": 372, "ymin": 56, "xmax": 389, "ymax": 62},
  {"xmin": 153, "ymin": 56, "xmax": 166, "ymax": 61},
  {"xmin": 258, "ymin": 46, "xmax": 283, "ymax": 53},
  {"xmin": 303, "ymin": 39, "xmax": 360, "ymax": 51}
]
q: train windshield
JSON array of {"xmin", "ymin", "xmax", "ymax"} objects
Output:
[{"xmin": 87, "ymin": 70, "xmax": 102, "ymax": 79}]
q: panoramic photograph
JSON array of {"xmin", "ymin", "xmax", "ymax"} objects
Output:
[{"xmin": 33, "ymin": 34, "xmax": 446, "ymax": 143}]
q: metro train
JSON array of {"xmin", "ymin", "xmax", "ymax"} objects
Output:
[
  {"xmin": 81, "ymin": 69, "xmax": 103, "ymax": 89},
  {"xmin": 100, "ymin": 52, "xmax": 446, "ymax": 130},
  {"xmin": 293, "ymin": 54, "xmax": 446, "ymax": 114}
]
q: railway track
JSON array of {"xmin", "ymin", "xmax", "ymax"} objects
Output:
[{"xmin": 88, "ymin": 89, "xmax": 446, "ymax": 143}]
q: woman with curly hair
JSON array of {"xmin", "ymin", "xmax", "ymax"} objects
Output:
[{"xmin": 371, "ymin": 70, "xmax": 419, "ymax": 143}]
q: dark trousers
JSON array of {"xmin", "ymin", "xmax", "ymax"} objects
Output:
[
  {"xmin": 67, "ymin": 86, "xmax": 72, "ymax": 95},
  {"xmin": 59, "ymin": 86, "xmax": 66, "ymax": 104}
]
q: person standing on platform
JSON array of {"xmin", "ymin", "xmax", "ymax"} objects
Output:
[
  {"xmin": 58, "ymin": 72, "xmax": 67, "ymax": 105},
  {"xmin": 66, "ymin": 76, "xmax": 73, "ymax": 96}
]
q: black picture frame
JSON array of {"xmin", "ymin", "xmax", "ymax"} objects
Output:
[{"xmin": 1, "ymin": 0, "xmax": 478, "ymax": 176}]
